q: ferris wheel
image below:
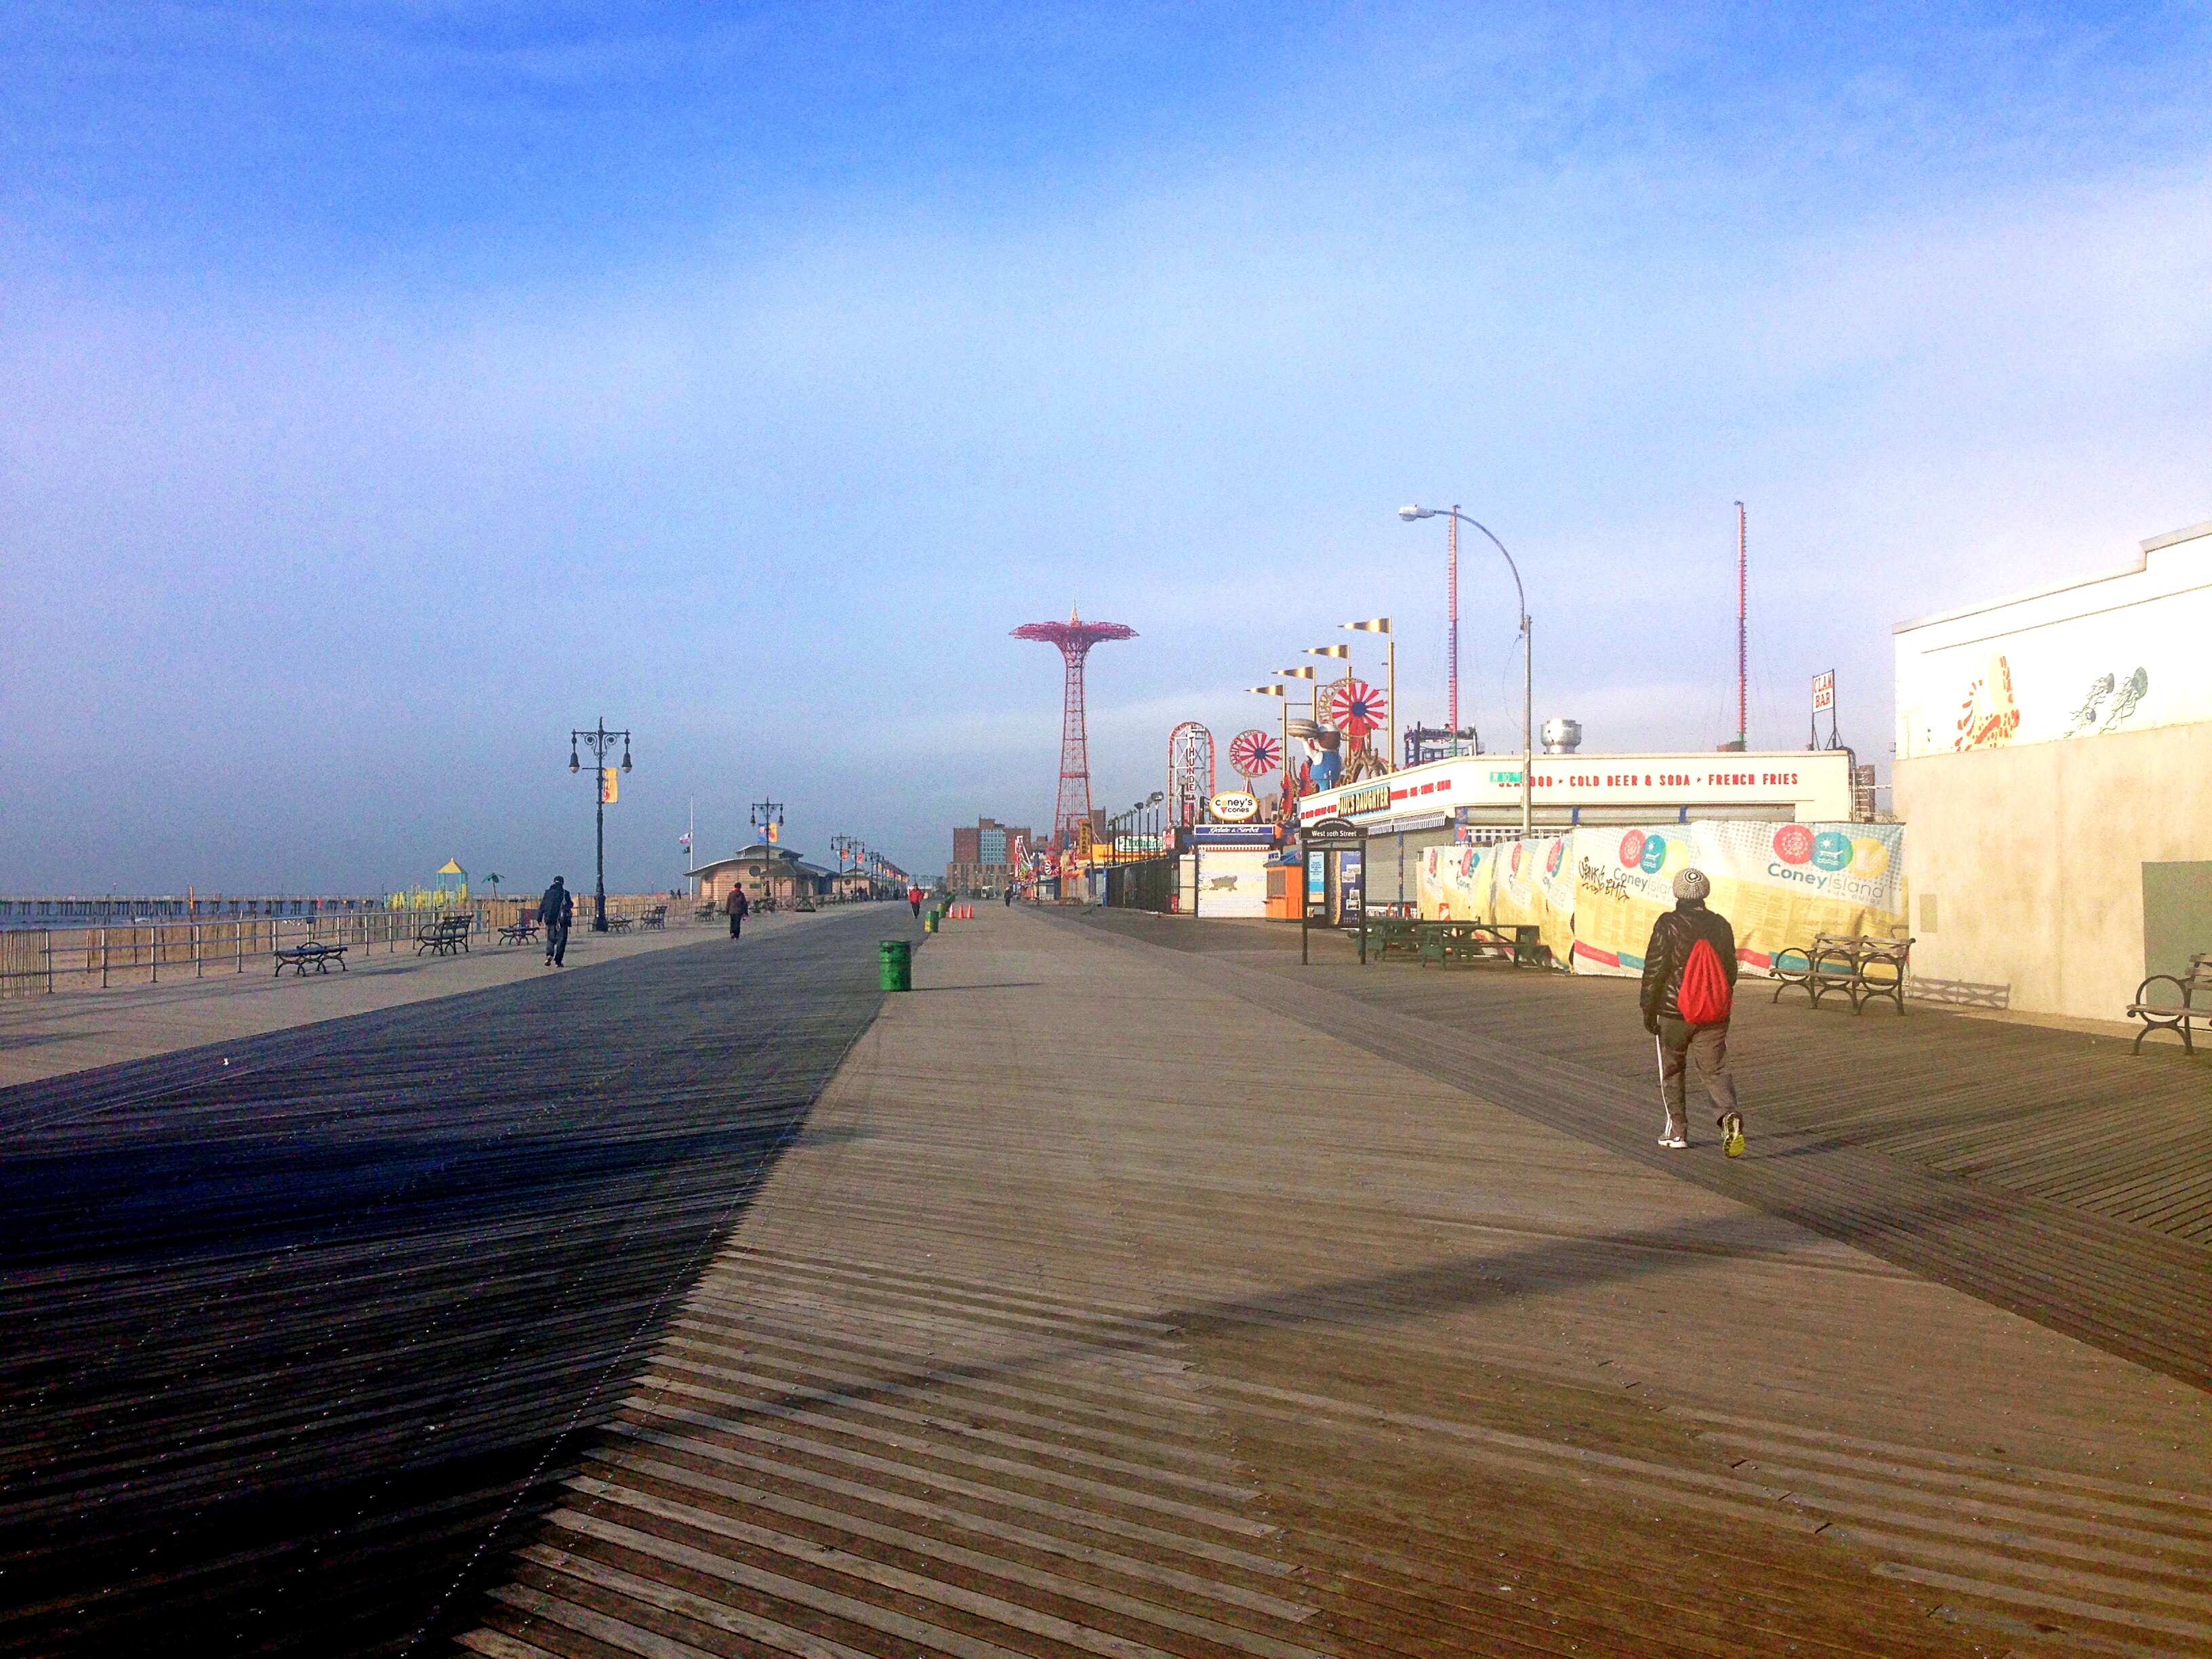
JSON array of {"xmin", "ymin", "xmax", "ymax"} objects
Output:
[
  {"xmin": 1227, "ymin": 729, "xmax": 1282, "ymax": 779},
  {"xmin": 1327, "ymin": 678, "xmax": 1388, "ymax": 739}
]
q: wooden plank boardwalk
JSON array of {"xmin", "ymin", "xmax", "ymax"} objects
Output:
[
  {"xmin": 1070, "ymin": 911, "xmax": 2212, "ymax": 1389},
  {"xmin": 0, "ymin": 909, "xmax": 918, "ymax": 1656},
  {"xmin": 1080, "ymin": 912, "xmax": 2210, "ymax": 1244},
  {"xmin": 463, "ymin": 909, "xmax": 2212, "ymax": 1659}
]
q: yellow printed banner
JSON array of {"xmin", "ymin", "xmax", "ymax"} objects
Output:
[
  {"xmin": 1416, "ymin": 821, "xmax": 1906, "ymax": 977},
  {"xmin": 1568, "ymin": 821, "xmax": 1904, "ymax": 977},
  {"xmin": 600, "ymin": 766, "xmax": 619, "ymax": 804}
]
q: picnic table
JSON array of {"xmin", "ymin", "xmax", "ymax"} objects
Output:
[
  {"xmin": 1771, "ymin": 931, "xmax": 1912, "ymax": 1015},
  {"xmin": 272, "ymin": 941, "xmax": 348, "ymax": 977},
  {"xmin": 497, "ymin": 918, "xmax": 539, "ymax": 945},
  {"xmin": 2128, "ymin": 952, "xmax": 2212, "ymax": 1054},
  {"xmin": 1364, "ymin": 918, "xmax": 1547, "ymax": 968},
  {"xmin": 415, "ymin": 916, "xmax": 472, "ymax": 957}
]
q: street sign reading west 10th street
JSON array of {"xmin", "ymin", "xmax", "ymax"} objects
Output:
[
  {"xmin": 1298, "ymin": 817, "xmax": 1369, "ymax": 967},
  {"xmin": 1302, "ymin": 815, "xmax": 1364, "ymax": 849}
]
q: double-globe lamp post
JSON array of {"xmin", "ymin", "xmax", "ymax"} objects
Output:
[
  {"xmin": 569, "ymin": 719, "xmax": 633, "ymax": 932},
  {"xmin": 1397, "ymin": 506, "xmax": 1533, "ymax": 838}
]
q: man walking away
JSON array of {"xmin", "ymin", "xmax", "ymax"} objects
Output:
[
  {"xmin": 1003, "ymin": 885, "xmax": 1012, "ymax": 907},
  {"xmin": 726, "ymin": 884, "xmax": 750, "ymax": 941},
  {"xmin": 908, "ymin": 884, "xmax": 924, "ymax": 918},
  {"xmin": 1639, "ymin": 867, "xmax": 1743, "ymax": 1151},
  {"xmin": 539, "ymin": 876, "xmax": 574, "ymax": 968}
]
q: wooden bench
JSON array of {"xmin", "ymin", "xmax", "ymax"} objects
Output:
[
  {"xmin": 639, "ymin": 905, "xmax": 668, "ymax": 931},
  {"xmin": 497, "ymin": 918, "xmax": 539, "ymax": 945},
  {"xmin": 1771, "ymin": 932, "xmax": 1912, "ymax": 1015},
  {"xmin": 606, "ymin": 914, "xmax": 634, "ymax": 933},
  {"xmin": 415, "ymin": 916, "xmax": 472, "ymax": 956},
  {"xmin": 2128, "ymin": 954, "xmax": 2212, "ymax": 1055},
  {"xmin": 272, "ymin": 942, "xmax": 347, "ymax": 977}
]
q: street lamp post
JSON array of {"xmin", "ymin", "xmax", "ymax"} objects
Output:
[
  {"xmin": 569, "ymin": 719, "xmax": 633, "ymax": 931},
  {"xmin": 1398, "ymin": 506, "xmax": 1533, "ymax": 837}
]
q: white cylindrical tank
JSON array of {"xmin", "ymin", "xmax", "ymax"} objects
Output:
[{"xmin": 1542, "ymin": 718, "xmax": 1582, "ymax": 754}]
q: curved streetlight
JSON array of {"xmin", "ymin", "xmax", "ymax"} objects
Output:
[{"xmin": 1398, "ymin": 506, "xmax": 1532, "ymax": 836}]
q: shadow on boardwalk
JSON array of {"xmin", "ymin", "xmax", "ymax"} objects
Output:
[{"xmin": 0, "ymin": 910, "xmax": 918, "ymax": 1657}]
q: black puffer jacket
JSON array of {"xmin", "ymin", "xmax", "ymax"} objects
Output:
[
  {"xmin": 1639, "ymin": 899, "xmax": 1738, "ymax": 1026},
  {"xmin": 538, "ymin": 880, "xmax": 570, "ymax": 927}
]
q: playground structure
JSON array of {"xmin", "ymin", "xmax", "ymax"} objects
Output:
[
  {"xmin": 1013, "ymin": 609, "xmax": 1137, "ymax": 849},
  {"xmin": 1166, "ymin": 722, "xmax": 1216, "ymax": 830}
]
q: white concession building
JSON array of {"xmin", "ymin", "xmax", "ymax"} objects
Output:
[
  {"xmin": 1893, "ymin": 518, "xmax": 2212, "ymax": 1020},
  {"xmin": 1296, "ymin": 747, "xmax": 1856, "ymax": 912}
]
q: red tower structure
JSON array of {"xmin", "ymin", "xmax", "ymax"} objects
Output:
[{"xmin": 1012, "ymin": 607, "xmax": 1137, "ymax": 850}]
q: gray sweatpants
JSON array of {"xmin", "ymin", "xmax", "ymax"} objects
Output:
[{"xmin": 1654, "ymin": 1017, "xmax": 1740, "ymax": 1141}]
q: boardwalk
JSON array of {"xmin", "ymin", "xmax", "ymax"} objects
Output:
[
  {"xmin": 0, "ymin": 909, "xmax": 919, "ymax": 1656},
  {"xmin": 0, "ymin": 909, "xmax": 716, "ymax": 1090},
  {"xmin": 462, "ymin": 908, "xmax": 2212, "ymax": 1659}
]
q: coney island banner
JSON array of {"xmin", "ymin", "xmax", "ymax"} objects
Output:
[{"xmin": 1418, "ymin": 821, "xmax": 1906, "ymax": 978}]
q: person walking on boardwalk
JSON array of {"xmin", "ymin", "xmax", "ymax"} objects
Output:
[
  {"xmin": 538, "ymin": 876, "xmax": 574, "ymax": 968},
  {"xmin": 1639, "ymin": 867, "xmax": 1744, "ymax": 1153},
  {"xmin": 907, "ymin": 884, "xmax": 924, "ymax": 918},
  {"xmin": 725, "ymin": 883, "xmax": 750, "ymax": 941}
]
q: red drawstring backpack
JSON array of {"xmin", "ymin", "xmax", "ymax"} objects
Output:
[{"xmin": 1677, "ymin": 936, "xmax": 1733, "ymax": 1025}]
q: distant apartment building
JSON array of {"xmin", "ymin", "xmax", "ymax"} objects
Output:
[{"xmin": 947, "ymin": 816, "xmax": 1033, "ymax": 890}]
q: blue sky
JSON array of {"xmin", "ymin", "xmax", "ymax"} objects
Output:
[{"xmin": 1, "ymin": 3, "xmax": 2206, "ymax": 892}]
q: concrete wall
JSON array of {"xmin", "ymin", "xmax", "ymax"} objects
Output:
[{"xmin": 1894, "ymin": 718, "xmax": 2212, "ymax": 1019}]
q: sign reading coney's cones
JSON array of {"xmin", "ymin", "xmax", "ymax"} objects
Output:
[{"xmin": 1210, "ymin": 791, "xmax": 1259, "ymax": 822}]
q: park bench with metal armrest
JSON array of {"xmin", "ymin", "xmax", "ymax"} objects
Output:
[
  {"xmin": 2127, "ymin": 953, "xmax": 2212, "ymax": 1055},
  {"xmin": 272, "ymin": 941, "xmax": 348, "ymax": 977},
  {"xmin": 1771, "ymin": 931, "xmax": 1912, "ymax": 1015},
  {"xmin": 606, "ymin": 914, "xmax": 634, "ymax": 933},
  {"xmin": 497, "ymin": 918, "xmax": 539, "ymax": 945},
  {"xmin": 415, "ymin": 916, "xmax": 472, "ymax": 956},
  {"xmin": 639, "ymin": 905, "xmax": 668, "ymax": 931}
]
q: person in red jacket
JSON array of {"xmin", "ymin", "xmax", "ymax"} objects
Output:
[
  {"xmin": 907, "ymin": 884, "xmax": 924, "ymax": 918},
  {"xmin": 1638, "ymin": 867, "xmax": 1743, "ymax": 1150}
]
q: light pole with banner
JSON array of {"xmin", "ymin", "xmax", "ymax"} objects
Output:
[
  {"xmin": 569, "ymin": 718, "xmax": 632, "ymax": 932},
  {"xmin": 1341, "ymin": 617, "xmax": 1394, "ymax": 773},
  {"xmin": 1398, "ymin": 506, "xmax": 1533, "ymax": 835}
]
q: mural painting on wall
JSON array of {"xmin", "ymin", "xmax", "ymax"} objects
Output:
[{"xmin": 1950, "ymin": 651, "xmax": 2151, "ymax": 752}]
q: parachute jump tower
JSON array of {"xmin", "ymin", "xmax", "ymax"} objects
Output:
[{"xmin": 1013, "ymin": 608, "xmax": 1136, "ymax": 850}]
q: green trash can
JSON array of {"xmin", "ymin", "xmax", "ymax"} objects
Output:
[
  {"xmin": 878, "ymin": 939, "xmax": 912, "ymax": 992},
  {"xmin": 924, "ymin": 908, "xmax": 939, "ymax": 934}
]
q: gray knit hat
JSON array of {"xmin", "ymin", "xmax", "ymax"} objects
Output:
[{"xmin": 1673, "ymin": 867, "xmax": 1711, "ymax": 900}]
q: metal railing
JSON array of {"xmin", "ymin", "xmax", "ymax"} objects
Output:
[{"xmin": 0, "ymin": 896, "xmax": 687, "ymax": 1000}]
